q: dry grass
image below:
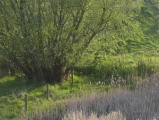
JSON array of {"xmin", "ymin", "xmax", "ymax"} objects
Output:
[
  {"xmin": 27, "ymin": 73, "xmax": 159, "ymax": 120},
  {"xmin": 62, "ymin": 110, "xmax": 125, "ymax": 120}
]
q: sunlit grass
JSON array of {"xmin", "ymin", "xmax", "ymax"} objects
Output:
[{"xmin": 0, "ymin": 75, "xmax": 113, "ymax": 119}]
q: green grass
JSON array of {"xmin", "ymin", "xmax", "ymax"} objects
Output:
[
  {"xmin": 0, "ymin": 55, "xmax": 159, "ymax": 119},
  {"xmin": 0, "ymin": 75, "xmax": 113, "ymax": 120},
  {"xmin": 1, "ymin": 53, "xmax": 159, "ymax": 119},
  {"xmin": 79, "ymin": 52, "xmax": 159, "ymax": 80},
  {"xmin": 0, "ymin": 76, "xmax": 43, "ymax": 119},
  {"xmin": 1, "ymin": 48, "xmax": 159, "ymax": 120}
]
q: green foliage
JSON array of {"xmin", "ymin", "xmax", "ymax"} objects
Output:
[
  {"xmin": 76, "ymin": 53, "xmax": 159, "ymax": 84},
  {"xmin": 75, "ymin": 1, "xmax": 159, "ymax": 80},
  {"xmin": 1, "ymin": 1, "xmax": 159, "ymax": 119},
  {"xmin": 0, "ymin": 0, "xmax": 141, "ymax": 83}
]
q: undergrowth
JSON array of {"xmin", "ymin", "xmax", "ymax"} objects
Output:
[
  {"xmin": 0, "ymin": 54, "xmax": 159, "ymax": 119},
  {"xmin": 27, "ymin": 73, "xmax": 159, "ymax": 120}
]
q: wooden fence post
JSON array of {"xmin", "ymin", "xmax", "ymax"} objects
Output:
[
  {"xmin": 71, "ymin": 68, "xmax": 74, "ymax": 85},
  {"xmin": 46, "ymin": 84, "xmax": 49, "ymax": 100},
  {"xmin": 25, "ymin": 94, "xmax": 28, "ymax": 113}
]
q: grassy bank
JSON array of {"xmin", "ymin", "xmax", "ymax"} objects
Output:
[
  {"xmin": 28, "ymin": 73, "xmax": 159, "ymax": 120},
  {"xmin": 1, "ymin": 53, "xmax": 159, "ymax": 119},
  {"xmin": 0, "ymin": 75, "xmax": 114, "ymax": 120}
]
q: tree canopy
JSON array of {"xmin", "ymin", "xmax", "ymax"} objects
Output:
[{"xmin": 0, "ymin": 0, "xmax": 143, "ymax": 83}]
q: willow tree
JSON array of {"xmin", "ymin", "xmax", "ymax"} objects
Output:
[{"xmin": 0, "ymin": 0, "xmax": 142, "ymax": 83}]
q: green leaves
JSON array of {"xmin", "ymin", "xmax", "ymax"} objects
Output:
[{"xmin": 0, "ymin": 0, "xmax": 145, "ymax": 82}]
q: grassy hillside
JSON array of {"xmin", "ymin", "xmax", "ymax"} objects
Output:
[{"xmin": 76, "ymin": 1, "xmax": 159, "ymax": 78}]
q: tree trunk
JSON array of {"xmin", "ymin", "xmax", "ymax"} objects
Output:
[
  {"xmin": 45, "ymin": 64, "xmax": 71, "ymax": 83},
  {"xmin": 23, "ymin": 65, "xmax": 71, "ymax": 84}
]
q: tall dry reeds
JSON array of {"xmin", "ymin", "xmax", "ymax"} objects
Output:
[{"xmin": 62, "ymin": 110, "xmax": 125, "ymax": 120}]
